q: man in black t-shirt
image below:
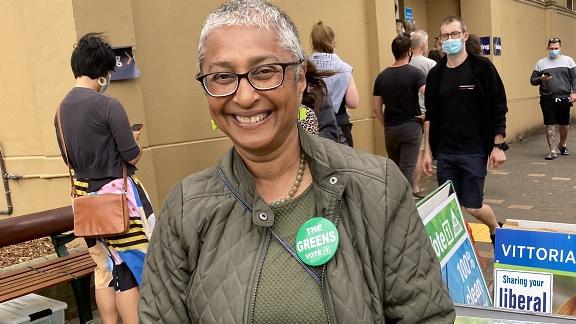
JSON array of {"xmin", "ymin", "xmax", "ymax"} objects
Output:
[
  {"xmin": 422, "ymin": 16, "xmax": 508, "ymax": 245},
  {"xmin": 372, "ymin": 35, "xmax": 426, "ymax": 193}
]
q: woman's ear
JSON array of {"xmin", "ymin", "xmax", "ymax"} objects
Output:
[{"xmin": 297, "ymin": 62, "xmax": 308, "ymax": 95}]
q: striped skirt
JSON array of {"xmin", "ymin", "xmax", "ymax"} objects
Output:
[{"xmin": 74, "ymin": 176, "xmax": 155, "ymax": 291}]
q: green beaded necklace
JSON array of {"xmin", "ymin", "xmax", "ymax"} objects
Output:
[{"xmin": 269, "ymin": 153, "xmax": 306, "ymax": 206}]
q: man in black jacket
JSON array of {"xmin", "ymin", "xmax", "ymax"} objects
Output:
[{"xmin": 422, "ymin": 16, "xmax": 508, "ymax": 244}]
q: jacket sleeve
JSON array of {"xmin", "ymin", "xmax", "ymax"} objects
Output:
[
  {"xmin": 424, "ymin": 70, "xmax": 436, "ymax": 121},
  {"xmin": 487, "ymin": 62, "xmax": 508, "ymax": 137},
  {"xmin": 382, "ymin": 162, "xmax": 455, "ymax": 323},
  {"xmin": 139, "ymin": 183, "xmax": 193, "ymax": 323}
]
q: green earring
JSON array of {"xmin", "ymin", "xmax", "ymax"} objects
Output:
[
  {"xmin": 299, "ymin": 106, "xmax": 308, "ymax": 121},
  {"xmin": 210, "ymin": 119, "xmax": 218, "ymax": 131}
]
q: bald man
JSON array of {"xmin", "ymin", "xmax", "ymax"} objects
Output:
[{"xmin": 409, "ymin": 30, "xmax": 436, "ymax": 199}]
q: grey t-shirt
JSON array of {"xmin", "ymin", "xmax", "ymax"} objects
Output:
[
  {"xmin": 55, "ymin": 87, "xmax": 140, "ymax": 180},
  {"xmin": 410, "ymin": 55, "xmax": 436, "ymax": 112}
]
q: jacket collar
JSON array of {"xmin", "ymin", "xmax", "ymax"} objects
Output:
[
  {"xmin": 217, "ymin": 123, "xmax": 346, "ymax": 227},
  {"xmin": 436, "ymin": 51, "xmax": 485, "ymax": 76}
]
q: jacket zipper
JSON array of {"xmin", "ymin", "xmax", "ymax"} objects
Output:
[
  {"xmin": 321, "ymin": 267, "xmax": 331, "ymax": 324},
  {"xmin": 249, "ymin": 229, "xmax": 271, "ymax": 324},
  {"xmin": 321, "ymin": 196, "xmax": 343, "ymax": 324}
]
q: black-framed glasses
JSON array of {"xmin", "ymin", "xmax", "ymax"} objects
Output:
[
  {"xmin": 196, "ymin": 61, "xmax": 303, "ymax": 97},
  {"xmin": 439, "ymin": 31, "xmax": 463, "ymax": 41}
]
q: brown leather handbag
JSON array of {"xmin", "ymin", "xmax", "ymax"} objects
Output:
[{"xmin": 56, "ymin": 106, "xmax": 130, "ymax": 237}]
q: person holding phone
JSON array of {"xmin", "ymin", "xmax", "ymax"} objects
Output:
[
  {"xmin": 530, "ymin": 37, "xmax": 576, "ymax": 160},
  {"xmin": 54, "ymin": 33, "xmax": 155, "ymax": 324}
]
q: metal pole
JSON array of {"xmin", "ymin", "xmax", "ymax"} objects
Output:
[{"xmin": 0, "ymin": 146, "xmax": 13, "ymax": 215}]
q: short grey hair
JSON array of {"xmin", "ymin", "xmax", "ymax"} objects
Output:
[
  {"xmin": 197, "ymin": 0, "xmax": 306, "ymax": 72},
  {"xmin": 410, "ymin": 30, "xmax": 428, "ymax": 49}
]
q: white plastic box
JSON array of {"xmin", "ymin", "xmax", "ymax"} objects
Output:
[{"xmin": 0, "ymin": 294, "xmax": 67, "ymax": 324}]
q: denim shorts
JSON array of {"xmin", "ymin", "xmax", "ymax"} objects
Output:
[{"xmin": 437, "ymin": 153, "xmax": 487, "ymax": 209}]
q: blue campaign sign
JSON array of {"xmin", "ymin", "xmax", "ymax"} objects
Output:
[
  {"xmin": 493, "ymin": 37, "xmax": 502, "ymax": 56},
  {"xmin": 495, "ymin": 228, "xmax": 576, "ymax": 273},
  {"xmin": 480, "ymin": 36, "xmax": 490, "ymax": 55},
  {"xmin": 404, "ymin": 7, "xmax": 413, "ymax": 23},
  {"xmin": 418, "ymin": 184, "xmax": 492, "ymax": 307},
  {"xmin": 442, "ymin": 238, "xmax": 492, "ymax": 306}
]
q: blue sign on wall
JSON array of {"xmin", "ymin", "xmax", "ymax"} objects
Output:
[
  {"xmin": 493, "ymin": 37, "xmax": 502, "ymax": 56},
  {"xmin": 111, "ymin": 47, "xmax": 141, "ymax": 81},
  {"xmin": 480, "ymin": 36, "xmax": 491, "ymax": 55},
  {"xmin": 404, "ymin": 7, "xmax": 413, "ymax": 23},
  {"xmin": 495, "ymin": 228, "xmax": 576, "ymax": 273}
]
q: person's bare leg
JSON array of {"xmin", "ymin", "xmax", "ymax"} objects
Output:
[
  {"xmin": 116, "ymin": 287, "xmax": 140, "ymax": 324},
  {"xmin": 559, "ymin": 125, "xmax": 569, "ymax": 147},
  {"xmin": 465, "ymin": 204, "xmax": 499, "ymax": 234},
  {"xmin": 413, "ymin": 149, "xmax": 424, "ymax": 193},
  {"xmin": 96, "ymin": 287, "xmax": 119, "ymax": 324},
  {"xmin": 545, "ymin": 125, "xmax": 556, "ymax": 153}
]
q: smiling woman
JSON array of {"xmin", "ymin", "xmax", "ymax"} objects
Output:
[{"xmin": 138, "ymin": 1, "xmax": 456, "ymax": 323}]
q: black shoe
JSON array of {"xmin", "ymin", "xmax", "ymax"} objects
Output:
[
  {"xmin": 558, "ymin": 145, "xmax": 570, "ymax": 156},
  {"xmin": 490, "ymin": 222, "xmax": 503, "ymax": 246},
  {"xmin": 545, "ymin": 152, "xmax": 558, "ymax": 160}
]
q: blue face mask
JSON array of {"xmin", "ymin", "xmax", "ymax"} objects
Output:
[
  {"xmin": 442, "ymin": 38, "xmax": 463, "ymax": 55},
  {"xmin": 549, "ymin": 49, "xmax": 560, "ymax": 59}
]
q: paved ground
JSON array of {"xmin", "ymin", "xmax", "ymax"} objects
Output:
[{"xmin": 420, "ymin": 124, "xmax": 576, "ymax": 290}]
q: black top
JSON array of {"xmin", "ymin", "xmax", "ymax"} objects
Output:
[
  {"xmin": 317, "ymin": 96, "xmax": 345, "ymax": 143},
  {"xmin": 335, "ymin": 99, "xmax": 350, "ymax": 126},
  {"xmin": 437, "ymin": 58, "xmax": 484, "ymax": 154},
  {"xmin": 55, "ymin": 87, "xmax": 140, "ymax": 183},
  {"xmin": 425, "ymin": 52, "xmax": 508, "ymax": 158},
  {"xmin": 373, "ymin": 64, "xmax": 426, "ymax": 126}
]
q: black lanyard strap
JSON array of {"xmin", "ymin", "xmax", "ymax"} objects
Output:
[{"xmin": 217, "ymin": 167, "xmax": 322, "ymax": 285}]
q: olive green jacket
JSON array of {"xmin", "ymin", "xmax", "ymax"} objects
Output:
[{"xmin": 139, "ymin": 128, "xmax": 455, "ymax": 323}]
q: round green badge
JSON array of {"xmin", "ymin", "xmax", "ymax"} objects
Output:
[{"xmin": 295, "ymin": 217, "xmax": 339, "ymax": 266}]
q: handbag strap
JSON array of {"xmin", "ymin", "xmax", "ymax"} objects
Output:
[{"xmin": 56, "ymin": 105, "xmax": 127, "ymax": 197}]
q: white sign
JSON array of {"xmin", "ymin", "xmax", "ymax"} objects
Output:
[{"xmin": 494, "ymin": 269, "xmax": 552, "ymax": 313}]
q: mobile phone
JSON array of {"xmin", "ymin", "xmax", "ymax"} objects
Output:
[{"xmin": 131, "ymin": 123, "xmax": 143, "ymax": 131}]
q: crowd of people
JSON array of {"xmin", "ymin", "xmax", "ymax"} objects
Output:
[{"xmin": 53, "ymin": 0, "xmax": 575, "ymax": 322}]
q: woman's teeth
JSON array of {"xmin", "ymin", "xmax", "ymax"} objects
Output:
[{"xmin": 235, "ymin": 112, "xmax": 268, "ymax": 124}]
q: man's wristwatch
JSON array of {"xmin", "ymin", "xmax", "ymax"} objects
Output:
[{"xmin": 494, "ymin": 142, "xmax": 509, "ymax": 151}]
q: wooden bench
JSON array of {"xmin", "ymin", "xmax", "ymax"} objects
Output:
[{"xmin": 0, "ymin": 206, "xmax": 95, "ymax": 324}]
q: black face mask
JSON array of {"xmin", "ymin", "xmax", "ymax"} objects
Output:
[{"xmin": 408, "ymin": 51, "xmax": 413, "ymax": 63}]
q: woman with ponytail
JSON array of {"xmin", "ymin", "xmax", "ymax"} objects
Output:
[{"xmin": 310, "ymin": 21, "xmax": 360, "ymax": 146}]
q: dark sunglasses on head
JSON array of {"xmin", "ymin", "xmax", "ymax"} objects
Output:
[{"xmin": 548, "ymin": 37, "xmax": 561, "ymax": 46}]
